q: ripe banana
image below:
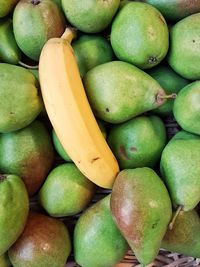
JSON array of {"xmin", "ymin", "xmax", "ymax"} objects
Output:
[{"xmin": 39, "ymin": 28, "xmax": 119, "ymax": 188}]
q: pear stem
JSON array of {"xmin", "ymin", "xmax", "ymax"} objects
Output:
[
  {"xmin": 18, "ymin": 61, "xmax": 38, "ymax": 69},
  {"xmin": 169, "ymin": 205, "xmax": 183, "ymax": 230},
  {"xmin": 157, "ymin": 93, "xmax": 177, "ymax": 100},
  {"xmin": 61, "ymin": 27, "xmax": 77, "ymax": 44}
]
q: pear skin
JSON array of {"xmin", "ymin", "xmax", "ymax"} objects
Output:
[
  {"xmin": 162, "ymin": 210, "xmax": 200, "ymax": 258},
  {"xmin": 110, "ymin": 168, "xmax": 172, "ymax": 265},
  {"xmin": 84, "ymin": 61, "xmax": 170, "ymax": 124},
  {"xmin": 74, "ymin": 195, "xmax": 128, "ymax": 267},
  {"xmin": 161, "ymin": 130, "xmax": 200, "ymax": 211}
]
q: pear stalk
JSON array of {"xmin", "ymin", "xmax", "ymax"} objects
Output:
[
  {"xmin": 169, "ymin": 205, "xmax": 183, "ymax": 230},
  {"xmin": 157, "ymin": 93, "xmax": 177, "ymax": 100},
  {"xmin": 18, "ymin": 61, "xmax": 38, "ymax": 69}
]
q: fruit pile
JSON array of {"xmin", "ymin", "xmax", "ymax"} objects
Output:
[{"xmin": 0, "ymin": 0, "xmax": 200, "ymax": 267}]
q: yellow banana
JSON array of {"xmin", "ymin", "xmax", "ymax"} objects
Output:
[{"xmin": 39, "ymin": 28, "xmax": 119, "ymax": 188}]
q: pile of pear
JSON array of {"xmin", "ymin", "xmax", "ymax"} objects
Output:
[{"xmin": 1, "ymin": 1, "xmax": 200, "ymax": 267}]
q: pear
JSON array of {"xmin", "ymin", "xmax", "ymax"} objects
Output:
[
  {"xmin": 168, "ymin": 13, "xmax": 200, "ymax": 80},
  {"xmin": 72, "ymin": 34, "xmax": 114, "ymax": 78},
  {"xmin": 110, "ymin": 168, "xmax": 172, "ymax": 265},
  {"xmin": 13, "ymin": 0, "xmax": 65, "ymax": 61},
  {"xmin": 61, "ymin": 0, "xmax": 120, "ymax": 33},
  {"xmin": 162, "ymin": 210, "xmax": 200, "ymax": 258},
  {"xmin": 173, "ymin": 81, "xmax": 200, "ymax": 135},
  {"xmin": 108, "ymin": 115, "xmax": 166, "ymax": 169},
  {"xmin": 0, "ymin": 120, "xmax": 54, "ymax": 196},
  {"xmin": 0, "ymin": 174, "xmax": 29, "ymax": 255},
  {"xmin": 74, "ymin": 195, "xmax": 128, "ymax": 267},
  {"xmin": 0, "ymin": 63, "xmax": 43, "ymax": 133},
  {"xmin": 160, "ymin": 130, "xmax": 200, "ymax": 211},
  {"xmin": 39, "ymin": 163, "xmax": 96, "ymax": 217},
  {"xmin": 110, "ymin": 2, "xmax": 169, "ymax": 69},
  {"xmin": 8, "ymin": 212, "xmax": 71, "ymax": 267},
  {"xmin": 84, "ymin": 61, "xmax": 174, "ymax": 124},
  {"xmin": 0, "ymin": 19, "xmax": 21, "ymax": 64}
]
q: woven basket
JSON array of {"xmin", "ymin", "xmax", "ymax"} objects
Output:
[{"xmin": 30, "ymin": 116, "xmax": 200, "ymax": 267}]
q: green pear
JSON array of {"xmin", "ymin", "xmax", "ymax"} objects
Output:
[
  {"xmin": 148, "ymin": 65, "xmax": 189, "ymax": 116},
  {"xmin": 0, "ymin": 174, "xmax": 29, "ymax": 255},
  {"xmin": 162, "ymin": 210, "xmax": 200, "ymax": 257},
  {"xmin": 168, "ymin": 13, "xmax": 200, "ymax": 80},
  {"xmin": 0, "ymin": 0, "xmax": 19, "ymax": 18},
  {"xmin": 143, "ymin": 0, "xmax": 200, "ymax": 21},
  {"xmin": 173, "ymin": 81, "xmax": 200, "ymax": 135},
  {"xmin": 0, "ymin": 19, "xmax": 21, "ymax": 64},
  {"xmin": 0, "ymin": 253, "xmax": 12, "ymax": 267},
  {"xmin": 84, "ymin": 61, "xmax": 172, "ymax": 124},
  {"xmin": 0, "ymin": 63, "xmax": 43, "ymax": 133},
  {"xmin": 8, "ymin": 212, "xmax": 71, "ymax": 267},
  {"xmin": 111, "ymin": 2, "xmax": 169, "ymax": 69},
  {"xmin": 61, "ymin": 0, "xmax": 120, "ymax": 33},
  {"xmin": 160, "ymin": 130, "xmax": 200, "ymax": 211},
  {"xmin": 108, "ymin": 115, "xmax": 166, "ymax": 169},
  {"xmin": 13, "ymin": 0, "xmax": 65, "ymax": 61},
  {"xmin": 0, "ymin": 120, "xmax": 54, "ymax": 196},
  {"xmin": 72, "ymin": 34, "xmax": 114, "ymax": 78},
  {"xmin": 39, "ymin": 163, "xmax": 96, "ymax": 217},
  {"xmin": 74, "ymin": 195, "xmax": 128, "ymax": 267},
  {"xmin": 110, "ymin": 168, "xmax": 172, "ymax": 266}
]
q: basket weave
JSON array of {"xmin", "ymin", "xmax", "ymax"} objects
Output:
[{"xmin": 30, "ymin": 117, "xmax": 200, "ymax": 267}]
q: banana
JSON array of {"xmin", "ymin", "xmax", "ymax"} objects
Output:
[{"xmin": 39, "ymin": 28, "xmax": 119, "ymax": 189}]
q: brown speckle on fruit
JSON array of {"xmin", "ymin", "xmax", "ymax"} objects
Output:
[{"xmin": 119, "ymin": 146, "xmax": 129, "ymax": 160}]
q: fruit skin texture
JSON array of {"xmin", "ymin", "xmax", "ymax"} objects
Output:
[
  {"xmin": 84, "ymin": 61, "xmax": 167, "ymax": 124},
  {"xmin": 108, "ymin": 115, "xmax": 166, "ymax": 169},
  {"xmin": 39, "ymin": 30, "xmax": 119, "ymax": 189},
  {"xmin": 74, "ymin": 195, "xmax": 128, "ymax": 267},
  {"xmin": 111, "ymin": 2, "xmax": 169, "ymax": 69},
  {"xmin": 0, "ymin": 174, "xmax": 29, "ymax": 255},
  {"xmin": 110, "ymin": 168, "xmax": 172, "ymax": 266},
  {"xmin": 0, "ymin": 120, "xmax": 54, "ymax": 196},
  {"xmin": 0, "ymin": 63, "xmax": 43, "ymax": 133},
  {"xmin": 39, "ymin": 163, "xmax": 96, "ymax": 217},
  {"xmin": 160, "ymin": 130, "xmax": 200, "ymax": 211},
  {"xmin": 8, "ymin": 212, "xmax": 71, "ymax": 267},
  {"xmin": 173, "ymin": 81, "xmax": 200, "ymax": 135},
  {"xmin": 0, "ymin": 0, "xmax": 19, "ymax": 17},
  {"xmin": 13, "ymin": 0, "xmax": 65, "ymax": 61},
  {"xmin": 168, "ymin": 13, "xmax": 200, "ymax": 80},
  {"xmin": 0, "ymin": 253, "xmax": 11, "ymax": 267},
  {"xmin": 148, "ymin": 65, "xmax": 189, "ymax": 116},
  {"xmin": 72, "ymin": 34, "xmax": 114, "ymax": 78},
  {"xmin": 143, "ymin": 0, "xmax": 200, "ymax": 21},
  {"xmin": 0, "ymin": 19, "xmax": 21, "ymax": 64},
  {"xmin": 162, "ymin": 210, "xmax": 200, "ymax": 257},
  {"xmin": 61, "ymin": 0, "xmax": 120, "ymax": 33}
]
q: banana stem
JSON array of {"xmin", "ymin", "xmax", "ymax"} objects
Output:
[
  {"xmin": 157, "ymin": 93, "xmax": 177, "ymax": 100},
  {"xmin": 61, "ymin": 27, "xmax": 77, "ymax": 44},
  {"xmin": 18, "ymin": 61, "xmax": 38, "ymax": 69},
  {"xmin": 169, "ymin": 205, "xmax": 183, "ymax": 230}
]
